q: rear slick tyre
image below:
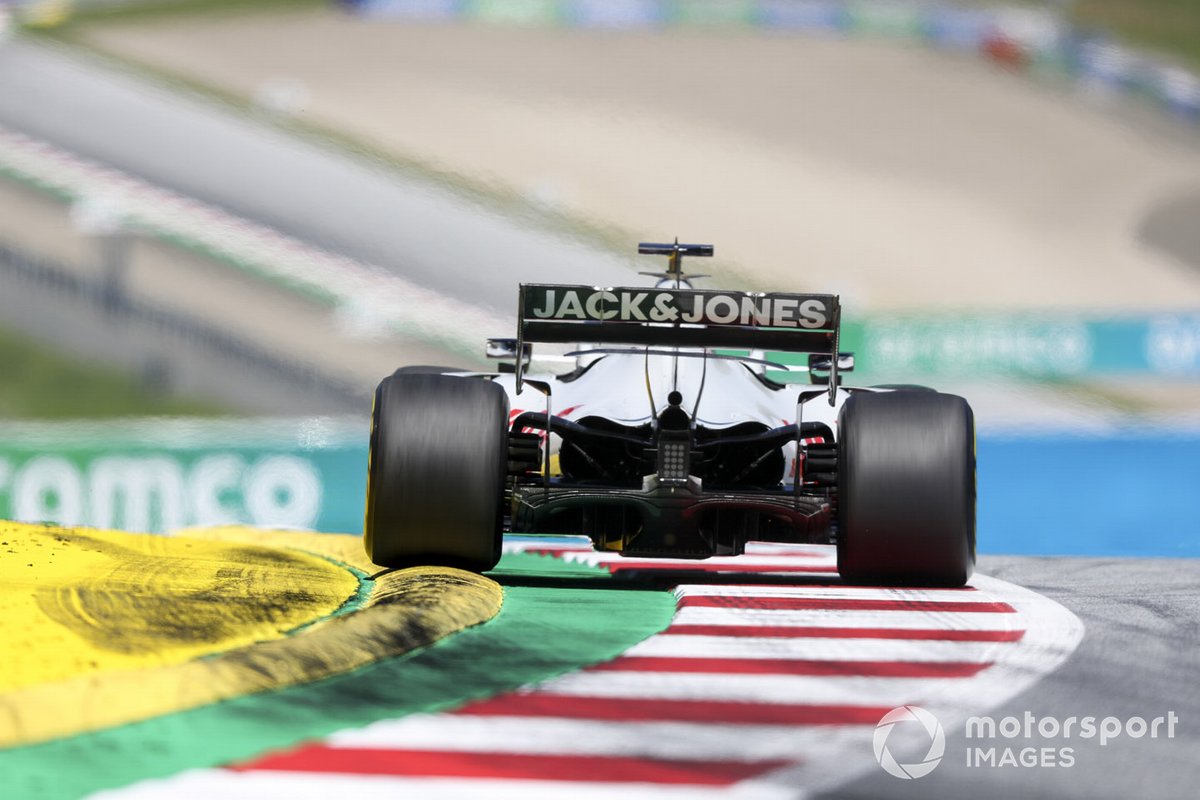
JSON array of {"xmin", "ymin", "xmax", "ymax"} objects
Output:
[
  {"xmin": 392, "ymin": 365, "xmax": 465, "ymax": 376},
  {"xmin": 364, "ymin": 373, "xmax": 508, "ymax": 572},
  {"xmin": 837, "ymin": 390, "xmax": 976, "ymax": 586}
]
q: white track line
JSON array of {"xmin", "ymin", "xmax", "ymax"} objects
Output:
[
  {"xmin": 670, "ymin": 606, "xmax": 1023, "ymax": 630},
  {"xmin": 556, "ymin": 553, "xmax": 835, "ymax": 567},
  {"xmin": 619, "ymin": 635, "xmax": 1009, "ymax": 662},
  {"xmin": 326, "ymin": 716, "xmax": 848, "ymax": 761},
  {"xmin": 97, "ymin": 771, "xmax": 757, "ymax": 800},
  {"xmin": 675, "ymin": 585, "xmax": 989, "ymax": 600},
  {"xmin": 531, "ymin": 672, "xmax": 964, "ymax": 706}
]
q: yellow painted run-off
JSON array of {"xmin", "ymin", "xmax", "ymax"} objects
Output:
[{"xmin": 0, "ymin": 522, "xmax": 503, "ymax": 749}]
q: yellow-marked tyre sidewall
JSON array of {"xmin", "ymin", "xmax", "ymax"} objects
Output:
[
  {"xmin": 364, "ymin": 374, "xmax": 508, "ymax": 571},
  {"xmin": 363, "ymin": 381, "xmax": 381, "ymax": 560}
]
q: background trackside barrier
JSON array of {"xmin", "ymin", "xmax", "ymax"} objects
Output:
[
  {"xmin": 0, "ymin": 417, "xmax": 1196, "ymax": 557},
  {"xmin": 12, "ymin": 1, "xmax": 1197, "ymax": 123},
  {"xmin": 339, "ymin": 0, "xmax": 1200, "ymax": 125},
  {"xmin": 725, "ymin": 313, "xmax": 1200, "ymax": 380},
  {"xmin": 0, "ymin": 125, "xmax": 506, "ymax": 361},
  {"xmin": 0, "ymin": 418, "xmax": 367, "ymax": 534}
]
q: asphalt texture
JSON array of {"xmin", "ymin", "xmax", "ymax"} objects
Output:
[
  {"xmin": 0, "ymin": 38, "xmax": 640, "ymax": 316},
  {"xmin": 821, "ymin": 555, "xmax": 1200, "ymax": 800}
]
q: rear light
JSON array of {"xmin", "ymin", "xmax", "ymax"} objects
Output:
[{"xmin": 657, "ymin": 434, "xmax": 691, "ymax": 483}]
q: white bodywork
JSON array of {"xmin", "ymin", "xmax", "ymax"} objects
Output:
[{"xmin": 490, "ymin": 351, "xmax": 851, "ymax": 483}]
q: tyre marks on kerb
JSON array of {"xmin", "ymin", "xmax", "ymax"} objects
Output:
[
  {"xmin": 101, "ymin": 540, "xmax": 1083, "ymax": 800},
  {"xmin": 0, "ymin": 524, "xmax": 502, "ymax": 750},
  {"xmin": 0, "ymin": 525, "xmax": 359, "ymax": 695}
]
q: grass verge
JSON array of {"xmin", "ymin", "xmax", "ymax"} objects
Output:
[
  {"xmin": 0, "ymin": 324, "xmax": 228, "ymax": 418},
  {"xmin": 1073, "ymin": 0, "xmax": 1200, "ymax": 71}
]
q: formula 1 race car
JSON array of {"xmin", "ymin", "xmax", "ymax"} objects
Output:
[{"xmin": 364, "ymin": 243, "xmax": 975, "ymax": 586}]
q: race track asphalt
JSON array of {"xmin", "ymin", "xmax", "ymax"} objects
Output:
[
  {"xmin": 0, "ymin": 38, "xmax": 639, "ymax": 316},
  {"xmin": 822, "ymin": 555, "xmax": 1200, "ymax": 800}
]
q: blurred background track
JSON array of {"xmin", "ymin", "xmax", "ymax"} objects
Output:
[
  {"xmin": 0, "ymin": 34, "xmax": 642, "ymax": 313},
  {"xmin": 1, "ymin": 4, "xmax": 1199, "ymax": 420},
  {"xmin": 0, "ymin": 29, "xmax": 642, "ymax": 414},
  {"xmin": 54, "ymin": 6, "xmax": 1200, "ymax": 310},
  {"xmin": 0, "ymin": 0, "xmax": 1196, "ymax": 538},
  {"xmin": 0, "ymin": 175, "xmax": 446, "ymax": 413}
]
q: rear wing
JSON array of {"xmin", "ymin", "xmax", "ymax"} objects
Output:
[{"xmin": 515, "ymin": 283, "xmax": 842, "ymax": 392}]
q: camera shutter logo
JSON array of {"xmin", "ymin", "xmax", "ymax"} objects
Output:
[{"xmin": 873, "ymin": 705, "xmax": 946, "ymax": 779}]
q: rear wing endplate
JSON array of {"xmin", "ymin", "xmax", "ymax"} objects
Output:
[{"xmin": 515, "ymin": 284, "xmax": 842, "ymax": 398}]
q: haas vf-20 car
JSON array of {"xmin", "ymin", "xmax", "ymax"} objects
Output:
[{"xmin": 364, "ymin": 243, "xmax": 975, "ymax": 586}]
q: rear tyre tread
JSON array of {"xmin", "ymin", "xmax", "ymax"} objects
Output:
[
  {"xmin": 365, "ymin": 373, "xmax": 508, "ymax": 572},
  {"xmin": 837, "ymin": 391, "xmax": 976, "ymax": 587}
]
